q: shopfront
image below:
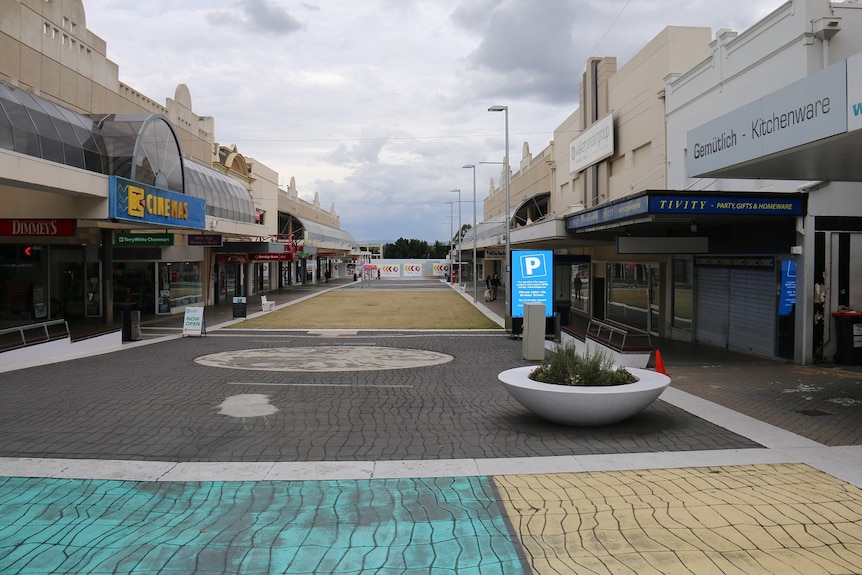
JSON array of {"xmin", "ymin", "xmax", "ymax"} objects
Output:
[
  {"xmin": 215, "ymin": 254, "xmax": 246, "ymax": 304},
  {"xmin": 0, "ymin": 220, "xmax": 82, "ymax": 324},
  {"xmin": 564, "ymin": 191, "xmax": 804, "ymax": 357}
]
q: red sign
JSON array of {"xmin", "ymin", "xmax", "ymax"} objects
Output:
[
  {"xmin": 0, "ymin": 219, "xmax": 75, "ymax": 236},
  {"xmin": 250, "ymin": 253, "xmax": 294, "ymax": 261},
  {"xmin": 215, "ymin": 254, "xmax": 248, "ymax": 264}
]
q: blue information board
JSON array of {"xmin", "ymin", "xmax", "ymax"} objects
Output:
[
  {"xmin": 779, "ymin": 259, "xmax": 797, "ymax": 316},
  {"xmin": 511, "ymin": 250, "xmax": 554, "ymax": 318}
]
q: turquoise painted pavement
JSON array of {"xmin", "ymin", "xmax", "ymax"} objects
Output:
[{"xmin": 0, "ymin": 475, "xmax": 528, "ymax": 574}]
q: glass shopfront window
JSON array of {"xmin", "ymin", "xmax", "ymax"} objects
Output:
[
  {"xmin": 0, "ymin": 244, "xmax": 49, "ymax": 324},
  {"xmin": 113, "ymin": 262, "xmax": 154, "ymax": 314},
  {"xmin": 607, "ymin": 262, "xmax": 650, "ymax": 332},
  {"xmin": 672, "ymin": 258, "xmax": 693, "ymax": 331},
  {"xmin": 158, "ymin": 261, "xmax": 203, "ymax": 312},
  {"xmin": 570, "ymin": 262, "xmax": 590, "ymax": 314},
  {"xmin": 605, "ymin": 261, "xmax": 662, "ymax": 335}
]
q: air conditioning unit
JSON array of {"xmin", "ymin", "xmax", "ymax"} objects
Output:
[{"xmin": 812, "ymin": 17, "xmax": 841, "ymax": 40}]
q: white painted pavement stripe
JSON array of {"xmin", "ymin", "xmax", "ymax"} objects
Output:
[
  {"xmin": 1, "ymin": 389, "xmax": 859, "ymax": 486},
  {"xmin": 1, "ymin": 448, "xmax": 854, "ymax": 484}
]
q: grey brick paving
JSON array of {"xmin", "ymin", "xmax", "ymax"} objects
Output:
[
  {"xmin": 0, "ymin": 331, "xmax": 759, "ymax": 462},
  {"xmin": 639, "ymin": 330, "xmax": 862, "ymax": 447}
]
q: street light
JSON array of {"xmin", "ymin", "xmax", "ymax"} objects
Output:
[
  {"xmin": 447, "ymin": 201, "xmax": 454, "ymax": 283},
  {"xmin": 451, "ymin": 189, "xmax": 461, "ymax": 287},
  {"xmin": 462, "ymin": 164, "xmax": 477, "ymax": 303},
  {"xmin": 488, "ymin": 104, "xmax": 511, "ymax": 329}
]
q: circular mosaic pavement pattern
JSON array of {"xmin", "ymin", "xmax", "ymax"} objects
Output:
[{"xmin": 194, "ymin": 345, "xmax": 453, "ymax": 372}]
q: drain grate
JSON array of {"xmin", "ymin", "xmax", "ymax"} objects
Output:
[{"xmin": 793, "ymin": 409, "xmax": 834, "ymax": 417}]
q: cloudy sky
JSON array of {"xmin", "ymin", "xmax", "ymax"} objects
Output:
[{"xmin": 82, "ymin": 0, "xmax": 779, "ymax": 244}]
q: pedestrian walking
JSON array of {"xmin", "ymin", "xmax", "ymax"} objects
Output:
[{"xmin": 490, "ymin": 274, "xmax": 500, "ymax": 301}]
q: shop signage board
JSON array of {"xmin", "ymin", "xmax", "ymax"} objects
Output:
[
  {"xmin": 115, "ymin": 233, "xmax": 174, "ymax": 246},
  {"xmin": 695, "ymin": 256, "xmax": 775, "ymax": 269},
  {"xmin": 567, "ymin": 193, "xmax": 803, "ymax": 231},
  {"xmin": 109, "ymin": 176, "xmax": 206, "ymax": 229},
  {"xmin": 846, "ymin": 51, "xmax": 862, "ymax": 133},
  {"xmin": 0, "ymin": 219, "xmax": 75, "ymax": 236},
  {"xmin": 686, "ymin": 61, "xmax": 847, "ymax": 178},
  {"xmin": 511, "ymin": 250, "xmax": 554, "ymax": 319},
  {"xmin": 250, "ymin": 253, "xmax": 294, "ymax": 261},
  {"xmin": 649, "ymin": 195, "xmax": 803, "ymax": 216},
  {"xmin": 188, "ymin": 234, "xmax": 223, "ymax": 246},
  {"xmin": 570, "ymin": 113, "xmax": 614, "ymax": 174},
  {"xmin": 182, "ymin": 306, "xmax": 205, "ymax": 337}
]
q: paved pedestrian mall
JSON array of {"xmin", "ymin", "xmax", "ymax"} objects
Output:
[{"xmin": 1, "ymin": 280, "xmax": 861, "ymax": 574}]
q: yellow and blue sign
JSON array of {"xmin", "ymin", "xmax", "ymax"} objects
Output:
[
  {"xmin": 512, "ymin": 250, "xmax": 554, "ymax": 319},
  {"xmin": 109, "ymin": 176, "xmax": 206, "ymax": 230}
]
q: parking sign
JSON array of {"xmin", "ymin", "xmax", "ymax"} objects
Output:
[{"xmin": 511, "ymin": 250, "xmax": 553, "ymax": 318}]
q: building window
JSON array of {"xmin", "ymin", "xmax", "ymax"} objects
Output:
[
  {"xmin": 672, "ymin": 258, "xmax": 693, "ymax": 331},
  {"xmin": 158, "ymin": 261, "xmax": 203, "ymax": 312},
  {"xmin": 607, "ymin": 262, "xmax": 650, "ymax": 332},
  {"xmin": 570, "ymin": 262, "xmax": 590, "ymax": 314}
]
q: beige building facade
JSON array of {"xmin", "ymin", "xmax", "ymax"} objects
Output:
[
  {"xmin": 0, "ymin": 0, "xmax": 356, "ymax": 326},
  {"xmin": 476, "ymin": 1, "xmax": 862, "ymax": 365},
  {"xmin": 473, "ymin": 26, "xmax": 714, "ymax": 339}
]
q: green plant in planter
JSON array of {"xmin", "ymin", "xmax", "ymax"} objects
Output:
[{"xmin": 529, "ymin": 344, "xmax": 637, "ymax": 386}]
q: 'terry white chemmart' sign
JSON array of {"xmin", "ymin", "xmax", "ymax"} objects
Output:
[{"xmin": 687, "ymin": 62, "xmax": 847, "ymax": 178}]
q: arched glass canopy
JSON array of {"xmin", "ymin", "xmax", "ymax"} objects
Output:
[
  {"xmin": 0, "ymin": 79, "xmax": 256, "ymax": 226},
  {"xmin": 92, "ymin": 113, "xmax": 184, "ymax": 193},
  {"xmin": 0, "ymin": 81, "xmax": 107, "ymax": 172},
  {"xmin": 185, "ymin": 160, "xmax": 255, "ymax": 223}
]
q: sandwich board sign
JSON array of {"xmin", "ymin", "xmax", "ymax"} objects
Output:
[{"xmin": 182, "ymin": 306, "xmax": 205, "ymax": 337}]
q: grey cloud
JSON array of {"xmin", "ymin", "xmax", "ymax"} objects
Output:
[
  {"xmin": 325, "ymin": 137, "xmax": 388, "ymax": 165},
  {"xmin": 456, "ymin": 0, "xmax": 583, "ymax": 104},
  {"xmin": 207, "ymin": 0, "xmax": 304, "ymax": 36}
]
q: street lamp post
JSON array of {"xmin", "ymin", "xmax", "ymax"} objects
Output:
[
  {"xmin": 447, "ymin": 201, "xmax": 454, "ymax": 283},
  {"xmin": 451, "ymin": 189, "xmax": 461, "ymax": 287},
  {"xmin": 488, "ymin": 105, "xmax": 511, "ymax": 330},
  {"xmin": 462, "ymin": 164, "xmax": 477, "ymax": 303}
]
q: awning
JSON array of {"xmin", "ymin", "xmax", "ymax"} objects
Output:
[
  {"xmin": 0, "ymin": 81, "xmax": 107, "ymax": 173},
  {"xmin": 564, "ymin": 189, "xmax": 807, "ymax": 242},
  {"xmin": 299, "ymin": 218, "xmax": 357, "ymax": 247},
  {"xmin": 464, "ymin": 212, "xmax": 507, "ymax": 243},
  {"xmin": 184, "ymin": 160, "xmax": 256, "ymax": 224}
]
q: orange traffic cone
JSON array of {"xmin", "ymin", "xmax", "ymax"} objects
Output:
[{"xmin": 654, "ymin": 350, "xmax": 669, "ymax": 375}]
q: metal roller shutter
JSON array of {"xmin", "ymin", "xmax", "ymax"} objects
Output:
[
  {"xmin": 695, "ymin": 266, "xmax": 776, "ymax": 356},
  {"xmin": 728, "ymin": 268, "xmax": 775, "ymax": 356},
  {"xmin": 695, "ymin": 267, "xmax": 729, "ymax": 348}
]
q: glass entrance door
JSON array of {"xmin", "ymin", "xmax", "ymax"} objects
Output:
[
  {"xmin": 648, "ymin": 262, "xmax": 660, "ymax": 336},
  {"xmin": 607, "ymin": 262, "xmax": 661, "ymax": 335}
]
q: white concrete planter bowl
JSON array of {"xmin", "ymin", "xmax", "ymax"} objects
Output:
[{"xmin": 498, "ymin": 366, "xmax": 671, "ymax": 426}]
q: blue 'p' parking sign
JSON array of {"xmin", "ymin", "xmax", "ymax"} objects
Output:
[{"xmin": 512, "ymin": 250, "xmax": 554, "ymax": 318}]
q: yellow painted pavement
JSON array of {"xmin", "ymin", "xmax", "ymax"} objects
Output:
[{"xmin": 494, "ymin": 464, "xmax": 862, "ymax": 574}]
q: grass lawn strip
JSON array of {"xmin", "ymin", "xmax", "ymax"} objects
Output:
[{"xmin": 229, "ymin": 290, "xmax": 501, "ymax": 330}]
